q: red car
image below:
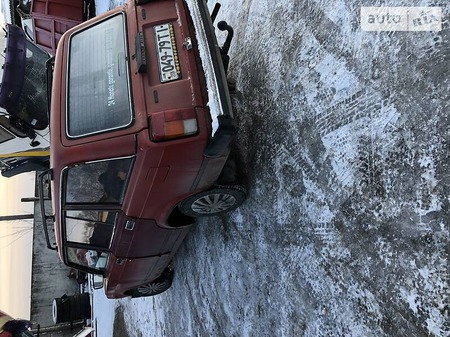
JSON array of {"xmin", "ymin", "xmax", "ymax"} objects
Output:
[
  {"xmin": 38, "ymin": 0, "xmax": 244, "ymax": 298},
  {"xmin": 0, "ymin": 310, "xmax": 32, "ymax": 337}
]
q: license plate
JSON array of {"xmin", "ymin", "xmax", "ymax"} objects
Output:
[{"xmin": 153, "ymin": 23, "xmax": 181, "ymax": 83}]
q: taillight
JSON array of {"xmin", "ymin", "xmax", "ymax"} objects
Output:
[{"xmin": 150, "ymin": 108, "xmax": 198, "ymax": 141}]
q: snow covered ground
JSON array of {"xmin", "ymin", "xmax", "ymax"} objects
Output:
[{"xmin": 92, "ymin": 0, "xmax": 449, "ymax": 336}]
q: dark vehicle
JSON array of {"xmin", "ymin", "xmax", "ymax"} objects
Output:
[
  {"xmin": 39, "ymin": 0, "xmax": 244, "ymax": 298},
  {"xmin": 0, "ymin": 23, "xmax": 51, "ymax": 177}
]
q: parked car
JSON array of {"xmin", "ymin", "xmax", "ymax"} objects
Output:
[{"xmin": 39, "ymin": 0, "xmax": 244, "ymax": 298}]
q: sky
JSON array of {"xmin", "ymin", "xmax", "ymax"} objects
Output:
[
  {"xmin": 0, "ymin": 172, "xmax": 35, "ymax": 320},
  {"xmin": 0, "ymin": 1, "xmax": 34, "ymax": 321}
]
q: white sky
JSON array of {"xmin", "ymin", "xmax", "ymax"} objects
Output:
[
  {"xmin": 0, "ymin": 2, "xmax": 32, "ymax": 320},
  {"xmin": 0, "ymin": 172, "xmax": 35, "ymax": 320}
]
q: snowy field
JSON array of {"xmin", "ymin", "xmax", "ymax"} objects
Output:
[{"xmin": 92, "ymin": 0, "xmax": 449, "ymax": 336}]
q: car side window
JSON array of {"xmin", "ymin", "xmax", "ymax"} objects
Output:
[
  {"xmin": 65, "ymin": 211, "xmax": 117, "ymax": 248},
  {"xmin": 66, "ymin": 247, "xmax": 108, "ymax": 272},
  {"xmin": 62, "ymin": 157, "xmax": 132, "ymax": 273},
  {"xmin": 65, "ymin": 157, "xmax": 133, "ymax": 204}
]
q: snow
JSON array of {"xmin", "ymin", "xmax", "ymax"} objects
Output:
[
  {"xmin": 90, "ymin": 0, "xmax": 449, "ymax": 336},
  {"xmin": 92, "ymin": 291, "xmax": 115, "ymax": 336}
]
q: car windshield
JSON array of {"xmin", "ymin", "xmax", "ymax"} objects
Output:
[
  {"xmin": 66, "ymin": 13, "xmax": 132, "ymax": 137},
  {"xmin": 64, "ymin": 157, "xmax": 133, "ymax": 204},
  {"xmin": 63, "ymin": 211, "xmax": 114, "ymax": 272},
  {"xmin": 65, "ymin": 210, "xmax": 117, "ymax": 247}
]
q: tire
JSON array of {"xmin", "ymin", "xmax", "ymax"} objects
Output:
[
  {"xmin": 130, "ymin": 279, "xmax": 172, "ymax": 298},
  {"xmin": 129, "ymin": 265, "xmax": 174, "ymax": 298},
  {"xmin": 179, "ymin": 185, "xmax": 247, "ymax": 217},
  {"xmin": 52, "ymin": 298, "xmax": 64, "ymax": 324}
]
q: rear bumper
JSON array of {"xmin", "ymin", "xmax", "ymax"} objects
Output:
[{"xmin": 186, "ymin": 0, "xmax": 236, "ymax": 158}]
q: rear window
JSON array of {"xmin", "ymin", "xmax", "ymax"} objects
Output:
[{"xmin": 66, "ymin": 13, "xmax": 133, "ymax": 138}]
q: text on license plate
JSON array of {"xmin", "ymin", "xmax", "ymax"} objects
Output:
[{"xmin": 153, "ymin": 23, "xmax": 181, "ymax": 83}]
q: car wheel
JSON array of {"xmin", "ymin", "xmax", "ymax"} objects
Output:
[
  {"xmin": 131, "ymin": 281, "xmax": 170, "ymax": 297},
  {"xmin": 129, "ymin": 263, "xmax": 174, "ymax": 298},
  {"xmin": 179, "ymin": 185, "xmax": 247, "ymax": 217}
]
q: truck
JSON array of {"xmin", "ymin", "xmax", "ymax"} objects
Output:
[
  {"xmin": 0, "ymin": 23, "xmax": 51, "ymax": 177},
  {"xmin": 38, "ymin": 0, "xmax": 244, "ymax": 298}
]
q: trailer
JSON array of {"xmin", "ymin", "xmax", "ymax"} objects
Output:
[{"xmin": 31, "ymin": 0, "xmax": 96, "ymax": 54}]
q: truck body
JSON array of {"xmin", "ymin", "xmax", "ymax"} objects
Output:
[
  {"xmin": 0, "ymin": 23, "xmax": 50, "ymax": 177},
  {"xmin": 31, "ymin": 0, "xmax": 96, "ymax": 54},
  {"xmin": 40, "ymin": 0, "xmax": 243, "ymax": 298}
]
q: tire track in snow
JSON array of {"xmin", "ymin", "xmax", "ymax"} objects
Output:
[{"xmin": 109, "ymin": 0, "xmax": 450, "ymax": 336}]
